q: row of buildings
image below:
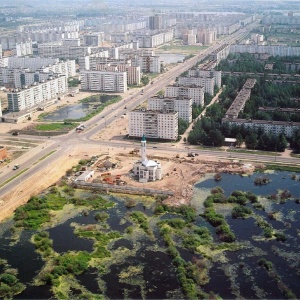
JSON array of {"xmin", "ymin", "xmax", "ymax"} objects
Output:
[{"xmin": 128, "ymin": 59, "xmax": 222, "ymax": 140}]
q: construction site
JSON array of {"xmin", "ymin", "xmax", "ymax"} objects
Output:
[{"xmin": 71, "ymin": 147, "xmax": 257, "ymax": 207}]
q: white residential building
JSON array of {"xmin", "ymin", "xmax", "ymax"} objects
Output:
[
  {"xmin": 80, "ymin": 70, "xmax": 127, "ymax": 93},
  {"xmin": 148, "ymin": 96, "xmax": 192, "ymax": 123},
  {"xmin": 138, "ymin": 30, "xmax": 174, "ymax": 48},
  {"xmin": 37, "ymin": 42, "xmax": 92, "ymax": 59},
  {"xmin": 78, "ymin": 51, "xmax": 110, "ymax": 70},
  {"xmin": 177, "ymin": 76, "xmax": 215, "ymax": 95},
  {"xmin": 83, "ymin": 32, "xmax": 104, "ymax": 47},
  {"xmin": 16, "ymin": 41, "xmax": 33, "ymax": 57},
  {"xmin": 95, "ymin": 64, "xmax": 141, "ymax": 86},
  {"xmin": 7, "ymin": 75, "xmax": 68, "ymax": 112},
  {"xmin": 188, "ymin": 68, "xmax": 222, "ymax": 88},
  {"xmin": 4, "ymin": 58, "xmax": 76, "ymax": 79},
  {"xmin": 165, "ymin": 85, "xmax": 204, "ymax": 106},
  {"xmin": 129, "ymin": 109, "xmax": 178, "ymax": 140},
  {"xmin": 0, "ymin": 59, "xmax": 76, "ymax": 88},
  {"xmin": 223, "ymin": 118, "xmax": 300, "ymax": 138},
  {"xmin": 138, "ymin": 55, "xmax": 160, "ymax": 73}
]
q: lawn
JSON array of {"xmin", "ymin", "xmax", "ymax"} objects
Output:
[
  {"xmin": 35, "ymin": 122, "xmax": 79, "ymax": 131},
  {"xmin": 158, "ymin": 44, "xmax": 208, "ymax": 54}
]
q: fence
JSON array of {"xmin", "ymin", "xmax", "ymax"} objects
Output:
[{"xmin": 73, "ymin": 181, "xmax": 174, "ymax": 196}]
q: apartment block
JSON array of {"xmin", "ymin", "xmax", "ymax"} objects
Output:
[
  {"xmin": 225, "ymin": 78, "xmax": 256, "ymax": 119},
  {"xmin": 80, "ymin": 70, "xmax": 127, "ymax": 93},
  {"xmin": 16, "ymin": 41, "xmax": 33, "ymax": 56},
  {"xmin": 7, "ymin": 75, "xmax": 68, "ymax": 112},
  {"xmin": 210, "ymin": 44, "xmax": 230, "ymax": 63},
  {"xmin": 95, "ymin": 64, "xmax": 141, "ymax": 86},
  {"xmin": 138, "ymin": 55, "xmax": 160, "ymax": 73},
  {"xmin": 165, "ymin": 85, "xmax": 204, "ymax": 106},
  {"xmin": 83, "ymin": 32, "xmax": 104, "ymax": 47},
  {"xmin": 0, "ymin": 58, "xmax": 76, "ymax": 88},
  {"xmin": 138, "ymin": 30, "xmax": 174, "ymax": 48},
  {"xmin": 129, "ymin": 109, "xmax": 178, "ymax": 140},
  {"xmin": 37, "ymin": 42, "xmax": 92, "ymax": 59},
  {"xmin": 230, "ymin": 44, "xmax": 300, "ymax": 57},
  {"xmin": 188, "ymin": 68, "xmax": 222, "ymax": 88},
  {"xmin": 148, "ymin": 96, "xmax": 192, "ymax": 123},
  {"xmin": 223, "ymin": 118, "xmax": 300, "ymax": 138},
  {"xmin": 197, "ymin": 29, "xmax": 217, "ymax": 45},
  {"xmin": 177, "ymin": 76, "xmax": 215, "ymax": 95}
]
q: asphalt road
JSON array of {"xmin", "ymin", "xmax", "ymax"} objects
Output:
[{"xmin": 2, "ymin": 20, "xmax": 299, "ymax": 199}]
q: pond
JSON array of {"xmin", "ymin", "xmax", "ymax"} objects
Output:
[
  {"xmin": 41, "ymin": 103, "xmax": 91, "ymax": 121},
  {"xmin": 0, "ymin": 171, "xmax": 299, "ymax": 299},
  {"xmin": 41, "ymin": 94, "xmax": 119, "ymax": 121}
]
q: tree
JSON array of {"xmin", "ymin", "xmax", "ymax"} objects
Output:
[
  {"xmin": 208, "ymin": 129, "xmax": 224, "ymax": 147},
  {"xmin": 236, "ymin": 133, "xmax": 243, "ymax": 148},
  {"xmin": 245, "ymin": 132, "xmax": 258, "ymax": 150},
  {"xmin": 141, "ymin": 76, "xmax": 149, "ymax": 86},
  {"xmin": 178, "ymin": 119, "xmax": 189, "ymax": 135}
]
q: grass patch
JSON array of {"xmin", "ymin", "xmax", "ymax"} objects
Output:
[
  {"xmin": 34, "ymin": 122, "xmax": 79, "ymax": 131},
  {"xmin": 230, "ymin": 149, "xmax": 281, "ymax": 156},
  {"xmin": 290, "ymin": 153, "xmax": 300, "ymax": 158},
  {"xmin": 13, "ymin": 190, "xmax": 114, "ymax": 230},
  {"xmin": 158, "ymin": 44, "xmax": 208, "ymax": 54},
  {"xmin": 0, "ymin": 168, "xmax": 29, "ymax": 188},
  {"xmin": 32, "ymin": 150, "xmax": 56, "ymax": 166},
  {"xmin": 266, "ymin": 164, "xmax": 300, "ymax": 173}
]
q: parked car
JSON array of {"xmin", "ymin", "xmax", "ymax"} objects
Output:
[{"xmin": 12, "ymin": 132, "xmax": 19, "ymax": 136}]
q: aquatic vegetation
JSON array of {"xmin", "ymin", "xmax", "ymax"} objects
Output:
[
  {"xmin": 254, "ymin": 176, "xmax": 271, "ymax": 185},
  {"xmin": 13, "ymin": 190, "xmax": 113, "ymax": 230},
  {"xmin": 0, "ymin": 261, "xmax": 25, "ymax": 299},
  {"xmin": 32, "ymin": 231, "xmax": 54, "ymax": 258},
  {"xmin": 231, "ymin": 205, "xmax": 252, "ymax": 219},
  {"xmin": 94, "ymin": 212, "xmax": 109, "ymax": 222},
  {"xmin": 129, "ymin": 211, "xmax": 152, "ymax": 235},
  {"xmin": 1, "ymin": 171, "xmax": 300, "ymax": 299}
]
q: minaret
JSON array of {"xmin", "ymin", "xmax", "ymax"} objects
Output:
[{"xmin": 141, "ymin": 134, "xmax": 147, "ymax": 162}]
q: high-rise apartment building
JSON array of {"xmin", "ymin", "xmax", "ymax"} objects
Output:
[
  {"xmin": 129, "ymin": 109, "xmax": 178, "ymax": 140},
  {"xmin": 7, "ymin": 75, "xmax": 68, "ymax": 112},
  {"xmin": 80, "ymin": 70, "xmax": 127, "ymax": 93},
  {"xmin": 149, "ymin": 15, "xmax": 163, "ymax": 30},
  {"xmin": 148, "ymin": 96, "xmax": 192, "ymax": 123},
  {"xmin": 165, "ymin": 85, "xmax": 204, "ymax": 106},
  {"xmin": 177, "ymin": 76, "xmax": 215, "ymax": 95}
]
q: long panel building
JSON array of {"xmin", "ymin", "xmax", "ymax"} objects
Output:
[
  {"xmin": 129, "ymin": 109, "xmax": 178, "ymax": 140},
  {"xmin": 7, "ymin": 75, "xmax": 68, "ymax": 112},
  {"xmin": 80, "ymin": 70, "xmax": 127, "ymax": 93}
]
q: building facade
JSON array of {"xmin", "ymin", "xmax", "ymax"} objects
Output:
[
  {"xmin": 165, "ymin": 85, "xmax": 204, "ymax": 106},
  {"xmin": 80, "ymin": 70, "xmax": 127, "ymax": 93},
  {"xmin": 129, "ymin": 109, "xmax": 178, "ymax": 140},
  {"xmin": 148, "ymin": 96, "xmax": 192, "ymax": 123},
  {"xmin": 7, "ymin": 75, "xmax": 68, "ymax": 112},
  {"xmin": 177, "ymin": 76, "xmax": 215, "ymax": 95}
]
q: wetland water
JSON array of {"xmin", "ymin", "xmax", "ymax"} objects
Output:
[{"xmin": 0, "ymin": 171, "xmax": 299, "ymax": 299}]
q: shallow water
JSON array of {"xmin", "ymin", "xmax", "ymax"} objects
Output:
[{"xmin": 0, "ymin": 171, "xmax": 299, "ymax": 299}]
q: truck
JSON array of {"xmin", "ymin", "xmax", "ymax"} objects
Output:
[{"xmin": 13, "ymin": 164, "xmax": 19, "ymax": 170}]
